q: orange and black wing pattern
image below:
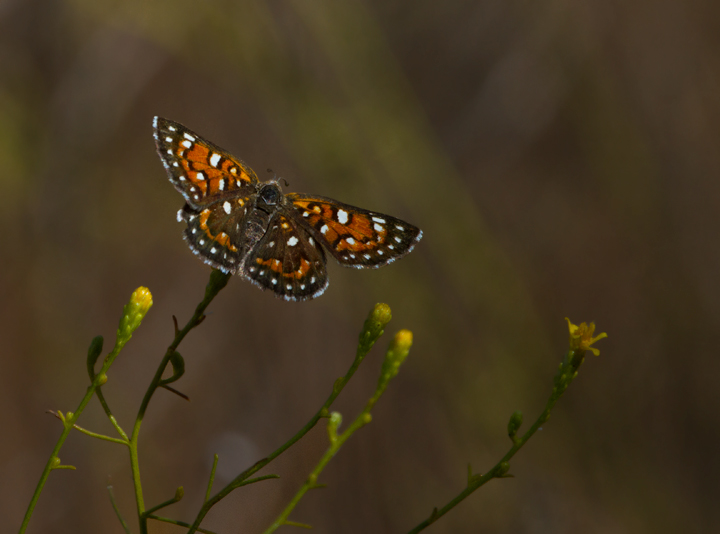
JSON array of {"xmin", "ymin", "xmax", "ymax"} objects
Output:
[
  {"xmin": 286, "ymin": 194, "xmax": 422, "ymax": 268},
  {"xmin": 243, "ymin": 212, "xmax": 329, "ymax": 300},
  {"xmin": 153, "ymin": 117, "xmax": 258, "ymax": 209}
]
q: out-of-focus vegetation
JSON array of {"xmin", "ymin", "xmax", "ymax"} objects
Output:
[{"xmin": 1, "ymin": 0, "xmax": 719, "ymax": 532}]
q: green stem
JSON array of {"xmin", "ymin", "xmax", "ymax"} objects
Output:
[
  {"xmin": 264, "ymin": 329, "xmax": 410, "ymax": 533},
  {"xmin": 70, "ymin": 423, "xmax": 129, "ymax": 446},
  {"xmin": 146, "ymin": 515, "xmax": 218, "ymax": 534},
  {"xmin": 19, "ymin": 342, "xmax": 129, "ymax": 533},
  {"xmin": 108, "ymin": 485, "xmax": 133, "ymax": 534},
  {"xmin": 95, "ymin": 388, "xmax": 130, "ymax": 441},
  {"xmin": 204, "ymin": 454, "xmax": 219, "ymax": 503},
  {"xmin": 406, "ymin": 350, "xmax": 585, "ymax": 533},
  {"xmin": 185, "ymin": 305, "xmax": 389, "ymax": 534},
  {"xmin": 129, "ymin": 271, "xmax": 230, "ymax": 534},
  {"xmin": 263, "ymin": 412, "xmax": 371, "ymax": 533}
]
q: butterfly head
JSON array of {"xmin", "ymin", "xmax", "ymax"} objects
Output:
[{"xmin": 258, "ymin": 182, "xmax": 283, "ymax": 211}]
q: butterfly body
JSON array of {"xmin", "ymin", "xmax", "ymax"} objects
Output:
[{"xmin": 154, "ymin": 117, "xmax": 422, "ymax": 301}]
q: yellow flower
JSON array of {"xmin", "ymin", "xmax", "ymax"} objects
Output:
[{"xmin": 565, "ymin": 318, "xmax": 607, "ymax": 356}]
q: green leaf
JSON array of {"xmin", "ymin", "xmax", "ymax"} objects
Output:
[
  {"xmin": 160, "ymin": 351, "xmax": 185, "ymax": 386},
  {"xmin": 86, "ymin": 336, "xmax": 104, "ymax": 380}
]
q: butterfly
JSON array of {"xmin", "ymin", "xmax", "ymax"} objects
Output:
[{"xmin": 153, "ymin": 117, "xmax": 422, "ymax": 301}]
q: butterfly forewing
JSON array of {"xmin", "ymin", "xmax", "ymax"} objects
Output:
[
  {"xmin": 286, "ymin": 194, "xmax": 422, "ymax": 268},
  {"xmin": 243, "ymin": 213, "xmax": 328, "ymax": 301},
  {"xmin": 153, "ymin": 117, "xmax": 258, "ymax": 208}
]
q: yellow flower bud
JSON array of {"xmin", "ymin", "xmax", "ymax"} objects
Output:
[{"xmin": 118, "ymin": 287, "xmax": 153, "ymax": 339}]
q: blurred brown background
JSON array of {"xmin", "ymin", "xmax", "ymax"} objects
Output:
[{"xmin": 2, "ymin": 0, "xmax": 719, "ymax": 532}]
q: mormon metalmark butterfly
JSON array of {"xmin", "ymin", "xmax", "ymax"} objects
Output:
[{"xmin": 153, "ymin": 117, "xmax": 422, "ymax": 301}]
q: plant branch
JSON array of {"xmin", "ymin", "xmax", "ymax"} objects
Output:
[
  {"xmin": 185, "ymin": 303, "xmax": 393, "ymax": 534},
  {"xmin": 20, "ymin": 287, "xmax": 153, "ymax": 534},
  {"xmin": 264, "ymin": 329, "xmax": 412, "ymax": 533},
  {"xmin": 146, "ymin": 515, "xmax": 218, "ymax": 534},
  {"xmin": 108, "ymin": 485, "xmax": 133, "ymax": 534},
  {"xmin": 128, "ymin": 270, "xmax": 229, "ymax": 534},
  {"xmin": 406, "ymin": 348, "xmax": 593, "ymax": 533}
]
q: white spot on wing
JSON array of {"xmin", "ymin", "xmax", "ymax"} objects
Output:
[
  {"xmin": 394, "ymin": 236, "xmax": 401, "ymax": 242},
  {"xmin": 396, "ymin": 225, "xmax": 405, "ymax": 231},
  {"xmin": 268, "ymin": 241, "xmax": 275, "ymax": 247},
  {"xmin": 168, "ymin": 125, "xmax": 176, "ymax": 132},
  {"xmin": 196, "ymin": 172, "xmax": 205, "ymax": 181},
  {"xmin": 287, "ymin": 236, "xmax": 299, "ymax": 247},
  {"xmin": 320, "ymin": 225, "xmax": 329, "ymax": 235},
  {"xmin": 272, "ymin": 278, "xmax": 277, "ymax": 285},
  {"xmin": 346, "ymin": 237, "xmax": 356, "ymax": 245},
  {"xmin": 372, "ymin": 217, "xmax": 386, "ymax": 223},
  {"xmin": 303, "ymin": 211, "xmax": 310, "ymax": 217},
  {"xmin": 337, "ymin": 209, "xmax": 348, "ymax": 224},
  {"xmin": 218, "ymin": 179, "xmax": 225, "ymax": 191},
  {"xmin": 210, "ymin": 153, "xmax": 221, "ymax": 167},
  {"xmin": 210, "ymin": 247, "xmax": 216, "ymax": 254},
  {"xmin": 223, "ymin": 201, "xmax": 232, "ymax": 214},
  {"xmin": 308, "ymin": 237, "xmax": 314, "ymax": 246},
  {"xmin": 181, "ymin": 140, "xmax": 192, "ymax": 149},
  {"xmin": 184, "ymin": 133, "xmax": 195, "ymax": 141},
  {"xmin": 165, "ymin": 137, "xmax": 173, "ymax": 142},
  {"xmin": 286, "ymin": 284, "xmax": 291, "ymax": 290},
  {"xmin": 374, "ymin": 223, "xmax": 383, "ymax": 232}
]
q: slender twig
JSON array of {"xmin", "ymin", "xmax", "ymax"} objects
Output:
[
  {"xmin": 204, "ymin": 454, "xmax": 219, "ymax": 503},
  {"xmin": 406, "ymin": 349, "xmax": 590, "ymax": 533},
  {"xmin": 70, "ymin": 424, "xmax": 129, "ymax": 446},
  {"xmin": 129, "ymin": 270, "xmax": 230, "ymax": 534},
  {"xmin": 20, "ymin": 309, "xmax": 145, "ymax": 534},
  {"xmin": 142, "ymin": 487, "xmax": 183, "ymax": 517},
  {"xmin": 264, "ymin": 330, "xmax": 412, "ymax": 533},
  {"xmin": 94, "ymin": 388, "xmax": 130, "ymax": 441},
  {"xmin": 185, "ymin": 304, "xmax": 392, "ymax": 534},
  {"xmin": 263, "ymin": 411, "xmax": 371, "ymax": 533},
  {"xmin": 146, "ymin": 515, "xmax": 218, "ymax": 534},
  {"xmin": 107, "ymin": 485, "xmax": 133, "ymax": 534}
]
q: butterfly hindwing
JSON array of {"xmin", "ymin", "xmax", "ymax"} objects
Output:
[
  {"xmin": 153, "ymin": 117, "xmax": 258, "ymax": 209},
  {"xmin": 179, "ymin": 196, "xmax": 255, "ymax": 274},
  {"xmin": 286, "ymin": 194, "xmax": 422, "ymax": 268},
  {"xmin": 243, "ymin": 213, "xmax": 328, "ymax": 301}
]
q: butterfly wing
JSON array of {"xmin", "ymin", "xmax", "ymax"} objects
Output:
[
  {"xmin": 286, "ymin": 194, "xmax": 422, "ymax": 268},
  {"xmin": 243, "ymin": 212, "xmax": 328, "ymax": 301},
  {"xmin": 153, "ymin": 117, "xmax": 258, "ymax": 209},
  {"xmin": 178, "ymin": 197, "xmax": 261, "ymax": 274}
]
